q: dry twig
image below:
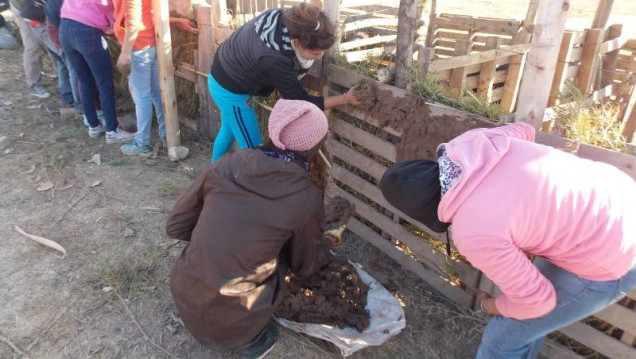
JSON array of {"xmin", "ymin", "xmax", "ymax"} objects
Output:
[
  {"xmin": 14, "ymin": 225, "xmax": 66, "ymax": 257},
  {"xmin": 49, "ymin": 189, "xmax": 92, "ymax": 228},
  {"xmin": 112, "ymin": 290, "xmax": 179, "ymax": 359}
]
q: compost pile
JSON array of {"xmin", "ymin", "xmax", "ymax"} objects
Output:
[{"xmin": 276, "ymin": 255, "xmax": 370, "ymax": 332}]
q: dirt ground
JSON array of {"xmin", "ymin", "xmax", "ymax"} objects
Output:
[{"xmin": 0, "ymin": 42, "xmax": 484, "ymax": 359}]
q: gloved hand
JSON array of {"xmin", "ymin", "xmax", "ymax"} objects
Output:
[{"xmin": 324, "ymin": 224, "xmax": 347, "ymax": 247}]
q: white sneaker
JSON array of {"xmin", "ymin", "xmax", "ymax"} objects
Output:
[
  {"xmin": 106, "ymin": 127, "xmax": 135, "ymax": 144},
  {"xmin": 88, "ymin": 124, "xmax": 106, "ymax": 138}
]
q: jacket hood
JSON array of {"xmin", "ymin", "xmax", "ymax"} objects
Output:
[
  {"xmin": 438, "ymin": 124, "xmax": 535, "ymax": 223},
  {"xmin": 228, "ymin": 149, "xmax": 314, "ymax": 199}
]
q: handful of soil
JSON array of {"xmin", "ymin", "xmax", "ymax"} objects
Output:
[
  {"xmin": 276, "ymin": 256, "xmax": 370, "ymax": 332},
  {"xmin": 323, "ymin": 196, "xmax": 355, "ymax": 231}
]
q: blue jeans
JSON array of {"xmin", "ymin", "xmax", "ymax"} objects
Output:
[
  {"xmin": 208, "ymin": 73, "xmax": 262, "ymax": 162},
  {"xmin": 476, "ymin": 259, "xmax": 636, "ymax": 359},
  {"xmin": 59, "ymin": 19, "xmax": 118, "ymax": 131},
  {"xmin": 128, "ymin": 47, "xmax": 165, "ymax": 146}
]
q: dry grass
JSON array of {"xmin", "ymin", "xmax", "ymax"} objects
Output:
[{"xmin": 553, "ymin": 87, "xmax": 627, "ymax": 152}]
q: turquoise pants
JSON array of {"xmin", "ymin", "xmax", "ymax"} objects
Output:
[{"xmin": 208, "ymin": 74, "xmax": 262, "ymax": 162}]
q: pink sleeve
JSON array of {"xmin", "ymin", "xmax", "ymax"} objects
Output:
[
  {"xmin": 459, "ymin": 122, "xmax": 536, "ymax": 142},
  {"xmin": 454, "ymin": 234, "xmax": 556, "ymax": 319}
]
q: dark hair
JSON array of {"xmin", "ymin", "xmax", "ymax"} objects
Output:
[{"xmin": 282, "ymin": 3, "xmax": 335, "ymax": 50}]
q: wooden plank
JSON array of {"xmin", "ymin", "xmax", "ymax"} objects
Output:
[
  {"xmin": 491, "ymin": 87, "xmax": 503, "ymax": 102},
  {"xmin": 433, "ymin": 48, "xmax": 456, "ymax": 57},
  {"xmin": 559, "ymin": 322, "xmax": 636, "ymax": 359},
  {"xmin": 347, "ymin": 218, "xmax": 474, "ymax": 308},
  {"xmin": 449, "ymin": 32, "xmax": 472, "ymax": 98},
  {"xmin": 594, "ymin": 304, "xmax": 636, "ymax": 335},
  {"xmin": 195, "ymin": 4, "xmax": 220, "ymax": 139},
  {"xmin": 326, "ymin": 182, "xmax": 480, "ymax": 287},
  {"xmin": 591, "ymin": 0, "xmax": 615, "ymax": 29},
  {"xmin": 466, "ymin": 69, "xmax": 507, "ymax": 90},
  {"xmin": 539, "ymin": 340, "xmax": 586, "ymax": 359},
  {"xmin": 326, "ymin": 138, "xmax": 387, "ymax": 181},
  {"xmin": 475, "ymin": 35, "xmax": 511, "ymax": 46},
  {"xmin": 600, "ymin": 36, "xmax": 629, "ymax": 55},
  {"xmin": 435, "ymin": 30, "xmax": 469, "ymax": 41},
  {"xmin": 331, "ymin": 118, "xmax": 397, "ymax": 162},
  {"xmin": 548, "ymin": 31, "xmax": 576, "ymax": 106},
  {"xmin": 329, "ymin": 165, "xmax": 444, "ymax": 242},
  {"xmin": 476, "ymin": 37, "xmax": 500, "ymax": 101},
  {"xmin": 576, "ymin": 143, "xmax": 636, "ymax": 180},
  {"xmin": 577, "ymin": 29, "xmax": 604, "ymax": 94},
  {"xmin": 339, "ymin": 34, "xmax": 397, "ymax": 51},
  {"xmin": 432, "ymin": 14, "xmax": 520, "ymax": 35},
  {"xmin": 427, "ymin": 43, "xmax": 530, "ymax": 73},
  {"xmin": 433, "ymin": 39, "xmax": 458, "ymax": 49},
  {"xmin": 572, "ymin": 31, "xmax": 587, "ymax": 46},
  {"xmin": 616, "ymin": 59, "xmax": 636, "ymax": 73},
  {"xmin": 344, "ymin": 18, "xmax": 399, "ymax": 33},
  {"xmin": 175, "ymin": 63, "xmax": 197, "ymax": 83}
]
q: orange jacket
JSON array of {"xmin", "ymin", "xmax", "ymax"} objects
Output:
[{"xmin": 113, "ymin": 0, "xmax": 155, "ymax": 50}]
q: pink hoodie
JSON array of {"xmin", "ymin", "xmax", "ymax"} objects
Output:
[
  {"xmin": 438, "ymin": 123, "xmax": 636, "ymax": 320},
  {"xmin": 61, "ymin": 0, "xmax": 114, "ymax": 33}
]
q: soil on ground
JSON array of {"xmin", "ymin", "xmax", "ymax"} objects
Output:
[{"xmin": 276, "ymin": 256, "xmax": 370, "ymax": 332}]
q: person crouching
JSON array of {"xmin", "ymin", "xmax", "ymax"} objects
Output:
[{"xmin": 166, "ymin": 100, "xmax": 341, "ymax": 358}]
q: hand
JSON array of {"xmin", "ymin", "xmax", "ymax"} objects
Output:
[
  {"xmin": 116, "ymin": 52, "xmax": 132, "ymax": 76},
  {"xmin": 344, "ymin": 87, "xmax": 359, "ymax": 106},
  {"xmin": 171, "ymin": 18, "xmax": 199, "ymax": 35},
  {"xmin": 103, "ymin": 28, "xmax": 114, "ymax": 36},
  {"xmin": 324, "ymin": 224, "xmax": 347, "ymax": 246},
  {"xmin": 475, "ymin": 290, "xmax": 500, "ymax": 315}
]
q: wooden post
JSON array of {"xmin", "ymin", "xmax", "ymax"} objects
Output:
[
  {"xmin": 499, "ymin": 0, "xmax": 538, "ymax": 112},
  {"xmin": 195, "ymin": 4, "xmax": 221, "ymax": 141},
  {"xmin": 515, "ymin": 0, "xmax": 571, "ymax": 129},
  {"xmin": 476, "ymin": 37, "xmax": 501, "ymax": 101},
  {"xmin": 324, "ymin": 0, "xmax": 341, "ymax": 61},
  {"xmin": 592, "ymin": 0, "xmax": 615, "ymax": 29},
  {"xmin": 577, "ymin": 28, "xmax": 604, "ymax": 94},
  {"xmin": 395, "ymin": 0, "xmax": 418, "ymax": 88},
  {"xmin": 601, "ymin": 24, "xmax": 622, "ymax": 87},
  {"xmin": 548, "ymin": 31, "xmax": 575, "ymax": 106},
  {"xmin": 424, "ymin": 0, "xmax": 437, "ymax": 48},
  {"xmin": 449, "ymin": 31, "xmax": 473, "ymax": 98},
  {"xmin": 152, "ymin": 0, "xmax": 189, "ymax": 160},
  {"xmin": 622, "ymin": 89, "xmax": 636, "ymax": 144}
]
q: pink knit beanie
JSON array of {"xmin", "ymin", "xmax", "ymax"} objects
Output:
[{"xmin": 268, "ymin": 100, "xmax": 328, "ymax": 151}]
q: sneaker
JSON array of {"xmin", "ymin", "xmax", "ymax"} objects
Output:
[
  {"xmin": 239, "ymin": 322, "xmax": 278, "ymax": 359},
  {"xmin": 121, "ymin": 140, "xmax": 152, "ymax": 157},
  {"xmin": 30, "ymin": 85, "xmax": 51, "ymax": 99},
  {"xmin": 83, "ymin": 113, "xmax": 106, "ymax": 128},
  {"xmin": 88, "ymin": 124, "xmax": 106, "ymax": 138},
  {"xmin": 106, "ymin": 127, "xmax": 135, "ymax": 144}
]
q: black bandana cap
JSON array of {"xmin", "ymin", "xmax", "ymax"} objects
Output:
[{"xmin": 380, "ymin": 160, "xmax": 450, "ymax": 234}]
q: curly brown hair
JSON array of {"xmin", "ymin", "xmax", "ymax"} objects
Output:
[{"xmin": 282, "ymin": 3, "xmax": 336, "ymax": 50}]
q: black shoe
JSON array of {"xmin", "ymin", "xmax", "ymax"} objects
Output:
[{"xmin": 239, "ymin": 321, "xmax": 278, "ymax": 359}]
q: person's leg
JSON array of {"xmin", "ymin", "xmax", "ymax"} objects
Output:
[
  {"xmin": 208, "ymin": 74, "xmax": 262, "ymax": 162},
  {"xmin": 121, "ymin": 47, "xmax": 154, "ymax": 156},
  {"xmin": 30, "ymin": 23, "xmax": 73, "ymax": 106},
  {"xmin": 149, "ymin": 47, "xmax": 166, "ymax": 142},
  {"xmin": 11, "ymin": 6, "xmax": 46, "ymax": 94},
  {"xmin": 75, "ymin": 28, "xmax": 119, "ymax": 132},
  {"xmin": 476, "ymin": 259, "xmax": 632, "ymax": 359},
  {"xmin": 238, "ymin": 321, "xmax": 278, "ymax": 359},
  {"xmin": 60, "ymin": 20, "xmax": 100, "ymax": 129},
  {"xmin": 64, "ymin": 53, "xmax": 81, "ymax": 110}
]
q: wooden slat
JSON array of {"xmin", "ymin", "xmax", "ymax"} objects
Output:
[
  {"xmin": 548, "ymin": 31, "xmax": 576, "ymax": 106},
  {"xmin": 577, "ymin": 29, "xmax": 604, "ymax": 94},
  {"xmin": 434, "ymin": 48, "xmax": 456, "ymax": 57},
  {"xmin": 433, "ymin": 14, "xmax": 520, "ymax": 35},
  {"xmin": 331, "ymin": 118, "xmax": 397, "ymax": 162},
  {"xmin": 434, "ymin": 30, "xmax": 469, "ymax": 41},
  {"xmin": 600, "ymin": 36, "xmax": 630, "ymax": 54},
  {"xmin": 559, "ymin": 322, "xmax": 636, "ymax": 359},
  {"xmin": 339, "ymin": 34, "xmax": 397, "ymax": 51},
  {"xmin": 427, "ymin": 43, "xmax": 530, "ymax": 72},
  {"xmin": 175, "ymin": 63, "xmax": 197, "ymax": 83},
  {"xmin": 466, "ymin": 70, "xmax": 507, "ymax": 90},
  {"xmin": 474, "ymin": 35, "xmax": 511, "ymax": 46},
  {"xmin": 433, "ymin": 39, "xmax": 458, "ymax": 49},
  {"xmin": 344, "ymin": 18, "xmax": 399, "ymax": 33},
  {"xmin": 476, "ymin": 37, "xmax": 500, "ymax": 101},
  {"xmin": 576, "ymin": 143, "xmax": 636, "ymax": 180},
  {"xmin": 539, "ymin": 340, "xmax": 586, "ymax": 359},
  {"xmin": 329, "ymin": 165, "xmax": 445, "ymax": 242},
  {"xmin": 594, "ymin": 304, "xmax": 636, "ymax": 335},
  {"xmin": 347, "ymin": 217, "xmax": 474, "ymax": 308},
  {"xmin": 616, "ymin": 59, "xmax": 636, "ymax": 73},
  {"xmin": 491, "ymin": 87, "xmax": 503, "ymax": 102},
  {"xmin": 449, "ymin": 33, "xmax": 472, "ymax": 98},
  {"xmin": 326, "ymin": 182, "xmax": 480, "ymax": 288},
  {"xmin": 572, "ymin": 31, "xmax": 587, "ymax": 46},
  {"xmin": 326, "ymin": 138, "xmax": 387, "ymax": 181}
]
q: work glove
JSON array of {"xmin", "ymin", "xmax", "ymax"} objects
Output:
[{"xmin": 324, "ymin": 224, "xmax": 347, "ymax": 247}]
